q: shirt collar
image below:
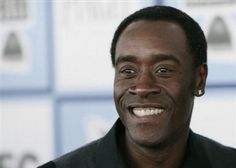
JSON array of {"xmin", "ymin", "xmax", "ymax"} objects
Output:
[
  {"xmin": 182, "ymin": 130, "xmax": 211, "ymax": 168},
  {"xmin": 95, "ymin": 119, "xmax": 210, "ymax": 168}
]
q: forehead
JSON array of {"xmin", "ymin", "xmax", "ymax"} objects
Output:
[{"xmin": 115, "ymin": 20, "xmax": 193, "ymax": 65}]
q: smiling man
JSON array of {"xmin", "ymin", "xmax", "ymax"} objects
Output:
[
  {"xmin": 113, "ymin": 19, "xmax": 200, "ymax": 168},
  {"xmin": 38, "ymin": 5, "xmax": 236, "ymax": 168}
]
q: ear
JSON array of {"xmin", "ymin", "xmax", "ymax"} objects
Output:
[{"xmin": 194, "ymin": 63, "xmax": 208, "ymax": 97}]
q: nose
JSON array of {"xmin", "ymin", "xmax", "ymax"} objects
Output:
[{"xmin": 128, "ymin": 72, "xmax": 161, "ymax": 97}]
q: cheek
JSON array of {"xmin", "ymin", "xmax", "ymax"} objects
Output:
[
  {"xmin": 113, "ymin": 71, "xmax": 135, "ymax": 100},
  {"xmin": 113, "ymin": 80, "xmax": 131, "ymax": 122},
  {"xmin": 163, "ymin": 77, "xmax": 194, "ymax": 107},
  {"xmin": 114, "ymin": 79, "xmax": 128, "ymax": 106},
  {"xmin": 162, "ymin": 80, "xmax": 184, "ymax": 99},
  {"xmin": 168, "ymin": 81, "xmax": 194, "ymax": 122},
  {"xmin": 170, "ymin": 72, "xmax": 195, "ymax": 96}
]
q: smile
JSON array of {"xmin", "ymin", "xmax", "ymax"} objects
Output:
[{"xmin": 132, "ymin": 108, "xmax": 164, "ymax": 117}]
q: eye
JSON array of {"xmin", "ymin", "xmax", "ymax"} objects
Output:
[
  {"xmin": 156, "ymin": 67, "xmax": 172, "ymax": 73},
  {"xmin": 119, "ymin": 67, "xmax": 137, "ymax": 78},
  {"xmin": 155, "ymin": 67, "xmax": 174, "ymax": 77}
]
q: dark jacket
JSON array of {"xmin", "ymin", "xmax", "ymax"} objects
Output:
[{"xmin": 38, "ymin": 119, "xmax": 236, "ymax": 168}]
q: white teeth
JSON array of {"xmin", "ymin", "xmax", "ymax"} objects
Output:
[{"xmin": 133, "ymin": 108, "xmax": 164, "ymax": 117}]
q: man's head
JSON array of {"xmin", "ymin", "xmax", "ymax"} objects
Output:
[{"xmin": 112, "ymin": 6, "xmax": 208, "ymax": 148}]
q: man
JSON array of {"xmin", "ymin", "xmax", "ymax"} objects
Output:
[{"xmin": 38, "ymin": 5, "xmax": 236, "ymax": 168}]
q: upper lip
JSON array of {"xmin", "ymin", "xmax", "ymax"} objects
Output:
[{"xmin": 127, "ymin": 103, "xmax": 165, "ymax": 109}]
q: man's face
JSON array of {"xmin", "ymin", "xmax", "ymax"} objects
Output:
[{"xmin": 114, "ymin": 20, "xmax": 200, "ymax": 147}]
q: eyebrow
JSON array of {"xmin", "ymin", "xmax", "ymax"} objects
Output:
[
  {"xmin": 115, "ymin": 55, "xmax": 137, "ymax": 66},
  {"xmin": 115, "ymin": 54, "xmax": 181, "ymax": 66}
]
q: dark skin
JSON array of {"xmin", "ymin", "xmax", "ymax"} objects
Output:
[{"xmin": 114, "ymin": 20, "xmax": 207, "ymax": 168}]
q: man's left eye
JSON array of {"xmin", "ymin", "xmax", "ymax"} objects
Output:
[{"xmin": 156, "ymin": 67, "xmax": 173, "ymax": 73}]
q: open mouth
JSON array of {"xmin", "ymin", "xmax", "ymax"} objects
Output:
[{"xmin": 128, "ymin": 106, "xmax": 165, "ymax": 117}]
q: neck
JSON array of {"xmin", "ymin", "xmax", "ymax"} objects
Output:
[{"xmin": 124, "ymin": 127, "xmax": 190, "ymax": 168}]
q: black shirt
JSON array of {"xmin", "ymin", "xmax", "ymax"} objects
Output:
[{"xmin": 38, "ymin": 119, "xmax": 236, "ymax": 168}]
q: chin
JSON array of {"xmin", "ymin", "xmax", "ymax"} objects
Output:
[{"xmin": 127, "ymin": 129, "xmax": 167, "ymax": 148}]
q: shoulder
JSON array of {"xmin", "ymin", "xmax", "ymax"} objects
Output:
[
  {"xmin": 191, "ymin": 132, "xmax": 236, "ymax": 167},
  {"xmin": 37, "ymin": 161, "xmax": 56, "ymax": 168},
  {"xmin": 38, "ymin": 119, "xmax": 124, "ymax": 168},
  {"xmin": 192, "ymin": 132, "xmax": 236, "ymax": 155},
  {"xmin": 54, "ymin": 139, "xmax": 102, "ymax": 168}
]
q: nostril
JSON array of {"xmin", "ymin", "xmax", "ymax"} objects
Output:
[
  {"xmin": 128, "ymin": 85, "xmax": 161, "ymax": 97},
  {"xmin": 128, "ymin": 86, "xmax": 137, "ymax": 95}
]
